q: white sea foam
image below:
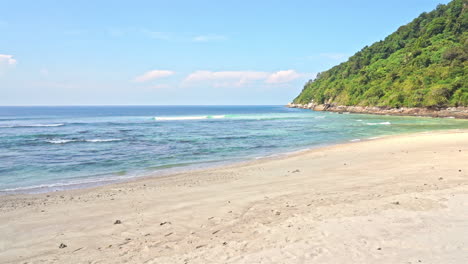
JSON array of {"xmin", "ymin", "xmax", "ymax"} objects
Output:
[
  {"xmin": 350, "ymin": 139, "xmax": 361, "ymax": 142},
  {"xmin": 366, "ymin": 121, "xmax": 391, "ymax": 125},
  {"xmin": 46, "ymin": 139, "xmax": 77, "ymax": 144},
  {"xmin": 1, "ymin": 183, "xmax": 73, "ymax": 192},
  {"xmin": 155, "ymin": 115, "xmax": 225, "ymax": 121},
  {"xmin": 46, "ymin": 138, "xmax": 122, "ymax": 144},
  {"xmin": 0, "ymin": 173, "xmax": 134, "ymax": 192}
]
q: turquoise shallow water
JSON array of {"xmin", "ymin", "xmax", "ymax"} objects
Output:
[{"xmin": 1, "ymin": 105, "xmax": 467, "ymax": 194}]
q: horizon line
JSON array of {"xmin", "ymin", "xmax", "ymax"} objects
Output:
[{"xmin": 0, "ymin": 104, "xmax": 288, "ymax": 107}]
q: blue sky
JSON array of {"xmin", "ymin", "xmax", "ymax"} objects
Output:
[{"xmin": 1, "ymin": 0, "xmax": 450, "ymax": 105}]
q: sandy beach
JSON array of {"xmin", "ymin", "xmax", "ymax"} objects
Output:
[{"xmin": 1, "ymin": 130, "xmax": 467, "ymax": 263}]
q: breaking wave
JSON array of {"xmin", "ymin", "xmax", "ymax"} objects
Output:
[
  {"xmin": 46, "ymin": 138, "xmax": 122, "ymax": 144},
  {"xmin": 366, "ymin": 121, "xmax": 391, "ymax": 125}
]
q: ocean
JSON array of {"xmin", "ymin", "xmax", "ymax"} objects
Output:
[{"xmin": 1, "ymin": 105, "xmax": 467, "ymax": 194}]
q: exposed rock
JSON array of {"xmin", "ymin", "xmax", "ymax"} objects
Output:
[
  {"xmin": 286, "ymin": 103, "xmax": 468, "ymax": 119},
  {"xmin": 114, "ymin": 220, "xmax": 122, "ymax": 224}
]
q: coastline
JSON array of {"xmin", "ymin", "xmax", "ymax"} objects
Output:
[
  {"xmin": 0, "ymin": 132, "xmax": 398, "ymax": 195},
  {"xmin": 0, "ymin": 137, "xmax": 372, "ymax": 195},
  {"xmin": 0, "ymin": 141, "xmax": 343, "ymax": 195},
  {"xmin": 3, "ymin": 105, "xmax": 468, "ymax": 196},
  {"xmin": 1, "ymin": 129, "xmax": 468, "ymax": 263},
  {"xmin": 286, "ymin": 103, "xmax": 468, "ymax": 119}
]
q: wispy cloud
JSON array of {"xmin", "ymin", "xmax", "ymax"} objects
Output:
[
  {"xmin": 265, "ymin": 70, "xmax": 302, "ymax": 84},
  {"xmin": 184, "ymin": 70, "xmax": 306, "ymax": 87},
  {"xmin": 0, "ymin": 54, "xmax": 17, "ymax": 66},
  {"xmin": 134, "ymin": 70, "xmax": 175, "ymax": 82},
  {"xmin": 192, "ymin": 34, "xmax": 227, "ymax": 42}
]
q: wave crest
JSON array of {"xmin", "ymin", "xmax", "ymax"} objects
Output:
[
  {"xmin": 46, "ymin": 138, "xmax": 122, "ymax": 144},
  {"xmin": 366, "ymin": 122, "xmax": 391, "ymax": 125}
]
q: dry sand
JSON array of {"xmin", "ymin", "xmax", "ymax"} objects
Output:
[{"xmin": 1, "ymin": 130, "xmax": 467, "ymax": 263}]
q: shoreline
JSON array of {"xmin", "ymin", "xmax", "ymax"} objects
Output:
[
  {"xmin": 287, "ymin": 103, "xmax": 468, "ymax": 119},
  {"xmin": 0, "ymin": 129, "xmax": 459, "ymax": 197},
  {"xmin": 1, "ymin": 129, "xmax": 467, "ymax": 263},
  {"xmin": 0, "ymin": 129, "xmax": 427, "ymax": 196},
  {"xmin": 0, "ymin": 132, "xmax": 395, "ymax": 196},
  {"xmin": 3, "ymin": 129, "xmax": 458, "ymax": 202},
  {"xmin": 0, "ymin": 146, "xmax": 320, "ymax": 196}
]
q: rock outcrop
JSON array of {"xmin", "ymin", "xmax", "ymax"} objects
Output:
[{"xmin": 286, "ymin": 103, "xmax": 468, "ymax": 119}]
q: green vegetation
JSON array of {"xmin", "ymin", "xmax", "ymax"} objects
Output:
[{"xmin": 294, "ymin": 0, "xmax": 467, "ymax": 108}]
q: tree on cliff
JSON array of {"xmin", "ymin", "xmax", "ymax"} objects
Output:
[{"xmin": 293, "ymin": 0, "xmax": 467, "ymax": 108}]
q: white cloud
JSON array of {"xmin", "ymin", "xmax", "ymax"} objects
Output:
[
  {"xmin": 265, "ymin": 70, "xmax": 301, "ymax": 84},
  {"xmin": 134, "ymin": 70, "xmax": 175, "ymax": 82},
  {"xmin": 0, "ymin": 54, "xmax": 17, "ymax": 66},
  {"xmin": 184, "ymin": 70, "xmax": 305, "ymax": 87},
  {"xmin": 192, "ymin": 34, "xmax": 227, "ymax": 42}
]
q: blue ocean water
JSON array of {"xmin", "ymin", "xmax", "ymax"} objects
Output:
[{"xmin": 1, "ymin": 105, "xmax": 467, "ymax": 194}]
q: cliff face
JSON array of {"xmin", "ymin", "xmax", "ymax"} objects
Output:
[{"xmin": 294, "ymin": 0, "xmax": 467, "ymax": 109}]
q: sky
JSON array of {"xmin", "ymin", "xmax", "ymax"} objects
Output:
[{"xmin": 0, "ymin": 0, "xmax": 451, "ymax": 105}]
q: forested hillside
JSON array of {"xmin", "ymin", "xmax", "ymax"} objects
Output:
[{"xmin": 294, "ymin": 0, "xmax": 467, "ymax": 108}]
